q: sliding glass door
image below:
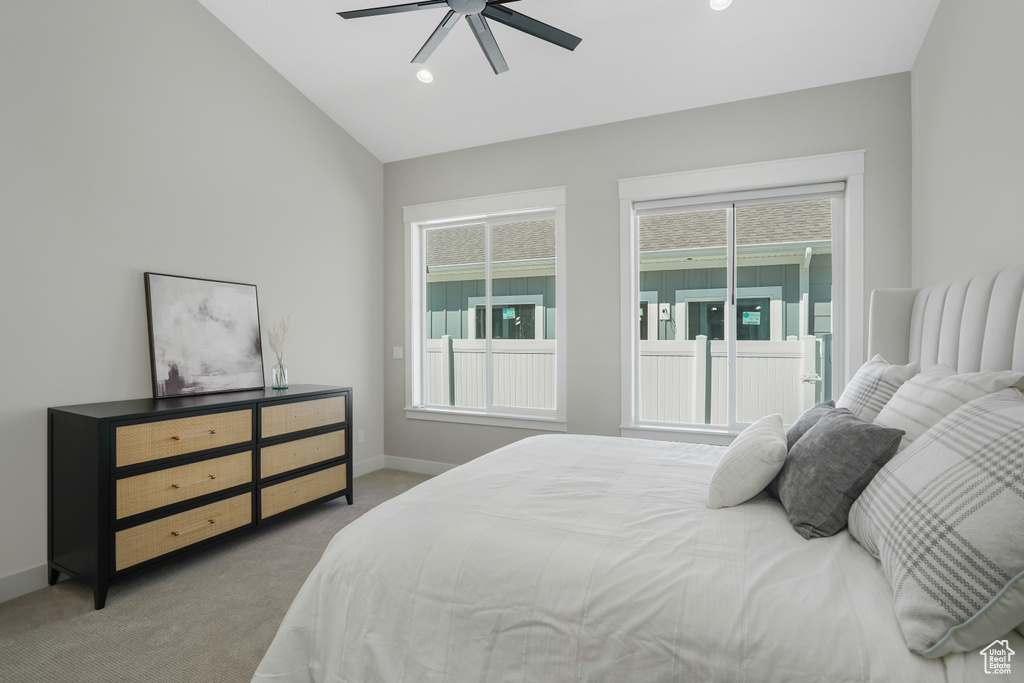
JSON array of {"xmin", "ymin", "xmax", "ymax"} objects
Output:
[{"xmin": 634, "ymin": 186, "xmax": 841, "ymax": 429}]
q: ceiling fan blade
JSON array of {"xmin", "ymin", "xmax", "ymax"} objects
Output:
[
  {"xmin": 466, "ymin": 14, "xmax": 508, "ymax": 75},
  {"xmin": 338, "ymin": 0, "xmax": 447, "ymax": 20},
  {"xmin": 481, "ymin": 5, "xmax": 581, "ymax": 51},
  {"xmin": 412, "ymin": 10, "xmax": 460, "ymax": 63}
]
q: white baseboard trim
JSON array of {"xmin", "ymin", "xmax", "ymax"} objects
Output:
[
  {"xmin": 354, "ymin": 454, "xmax": 456, "ymax": 477},
  {"xmin": 0, "ymin": 564, "xmax": 64, "ymax": 606},
  {"xmin": 354, "ymin": 455, "xmax": 387, "ymax": 477},
  {"xmin": 381, "ymin": 455, "xmax": 456, "ymax": 476}
]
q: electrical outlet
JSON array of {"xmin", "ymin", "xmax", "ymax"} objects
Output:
[
  {"xmin": 393, "ymin": 346, "xmax": 404, "ymax": 359},
  {"xmin": 357, "ymin": 430, "xmax": 365, "ymax": 444}
]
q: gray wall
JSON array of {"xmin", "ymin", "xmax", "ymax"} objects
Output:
[
  {"xmin": 0, "ymin": 1, "xmax": 383, "ymax": 596},
  {"xmin": 911, "ymin": 0, "xmax": 1024, "ymax": 286},
  {"xmin": 383, "ymin": 74, "xmax": 912, "ymax": 466}
]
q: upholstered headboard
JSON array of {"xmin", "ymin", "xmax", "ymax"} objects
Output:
[{"xmin": 868, "ymin": 263, "xmax": 1024, "ymax": 373}]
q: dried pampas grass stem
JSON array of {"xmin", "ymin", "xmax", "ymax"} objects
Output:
[{"xmin": 267, "ymin": 316, "xmax": 291, "ymax": 365}]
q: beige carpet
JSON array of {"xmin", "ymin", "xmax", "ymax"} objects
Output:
[{"xmin": 0, "ymin": 469, "xmax": 431, "ymax": 683}]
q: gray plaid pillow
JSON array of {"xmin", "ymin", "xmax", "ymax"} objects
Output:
[
  {"xmin": 849, "ymin": 389, "xmax": 1024, "ymax": 657},
  {"xmin": 836, "ymin": 354, "xmax": 919, "ymax": 422}
]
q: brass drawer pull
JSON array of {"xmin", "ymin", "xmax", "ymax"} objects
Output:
[
  {"xmin": 170, "ymin": 429, "xmax": 217, "ymax": 441},
  {"xmin": 170, "ymin": 519, "xmax": 215, "ymax": 537},
  {"xmin": 171, "ymin": 475, "xmax": 216, "ymax": 489}
]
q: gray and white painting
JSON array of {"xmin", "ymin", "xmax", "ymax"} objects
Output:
[{"xmin": 146, "ymin": 274, "xmax": 264, "ymax": 397}]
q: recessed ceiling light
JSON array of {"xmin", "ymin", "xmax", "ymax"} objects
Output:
[
  {"xmin": 416, "ymin": 69, "xmax": 434, "ymax": 84},
  {"xmin": 710, "ymin": 0, "xmax": 732, "ymax": 10}
]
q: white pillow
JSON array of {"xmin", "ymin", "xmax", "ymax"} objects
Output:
[
  {"xmin": 835, "ymin": 354, "xmax": 919, "ymax": 422},
  {"xmin": 849, "ymin": 389, "xmax": 1024, "ymax": 657},
  {"xmin": 707, "ymin": 414, "xmax": 787, "ymax": 509},
  {"xmin": 873, "ymin": 365, "xmax": 1024, "ymax": 451}
]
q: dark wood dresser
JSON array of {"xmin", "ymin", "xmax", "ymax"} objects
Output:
[{"xmin": 47, "ymin": 384, "xmax": 352, "ymax": 609}]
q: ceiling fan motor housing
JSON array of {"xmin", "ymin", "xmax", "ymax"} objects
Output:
[{"xmin": 447, "ymin": 0, "xmax": 486, "ymax": 15}]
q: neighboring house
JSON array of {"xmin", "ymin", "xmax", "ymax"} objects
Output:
[
  {"xmin": 425, "ymin": 200, "xmax": 833, "ymax": 345},
  {"xmin": 638, "ymin": 198, "xmax": 832, "ymax": 343},
  {"xmin": 425, "ymin": 217, "xmax": 557, "ymax": 341}
]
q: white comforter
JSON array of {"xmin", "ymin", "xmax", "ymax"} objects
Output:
[{"xmin": 254, "ymin": 434, "xmax": 1018, "ymax": 682}]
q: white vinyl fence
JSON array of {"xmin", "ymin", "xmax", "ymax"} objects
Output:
[
  {"xmin": 425, "ymin": 335, "xmax": 830, "ymax": 424},
  {"xmin": 639, "ymin": 336, "xmax": 830, "ymax": 425},
  {"xmin": 425, "ymin": 338, "xmax": 556, "ymax": 410}
]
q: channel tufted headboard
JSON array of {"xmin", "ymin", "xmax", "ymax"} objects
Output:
[{"xmin": 867, "ymin": 263, "xmax": 1024, "ymax": 373}]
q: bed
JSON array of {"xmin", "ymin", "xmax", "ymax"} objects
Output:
[{"xmin": 254, "ymin": 265, "xmax": 1024, "ymax": 683}]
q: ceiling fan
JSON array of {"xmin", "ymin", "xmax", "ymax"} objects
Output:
[{"xmin": 338, "ymin": 0, "xmax": 582, "ymax": 75}]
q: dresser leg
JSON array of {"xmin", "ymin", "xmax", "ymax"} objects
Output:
[
  {"xmin": 346, "ymin": 491, "xmax": 353, "ymax": 505},
  {"xmin": 48, "ymin": 567, "xmax": 60, "ymax": 586},
  {"xmin": 93, "ymin": 582, "xmax": 108, "ymax": 610}
]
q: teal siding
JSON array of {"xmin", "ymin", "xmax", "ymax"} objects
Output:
[
  {"xmin": 809, "ymin": 254, "xmax": 832, "ymax": 336},
  {"xmin": 429, "ymin": 263, "xmax": 829, "ymax": 342},
  {"xmin": 639, "ymin": 267, "xmax": 728, "ymax": 340},
  {"xmin": 428, "ymin": 281, "xmax": 446, "ymax": 340},
  {"xmin": 426, "ymin": 276, "xmax": 556, "ymax": 339},
  {"xmin": 640, "ymin": 264, "xmax": 807, "ymax": 340},
  {"xmin": 785, "ymin": 263, "xmax": 801, "ymax": 341}
]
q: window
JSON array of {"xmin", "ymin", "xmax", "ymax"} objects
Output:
[
  {"xmin": 474, "ymin": 303, "xmax": 537, "ymax": 340},
  {"xmin": 619, "ymin": 152, "xmax": 865, "ymax": 440},
  {"xmin": 677, "ymin": 287, "xmax": 783, "ymax": 341},
  {"xmin": 639, "ymin": 292, "xmax": 659, "ymax": 341},
  {"xmin": 686, "ymin": 298, "xmax": 770, "ymax": 341},
  {"xmin": 405, "ymin": 188, "xmax": 566, "ymax": 430},
  {"xmin": 636, "ymin": 194, "xmax": 840, "ymax": 428}
]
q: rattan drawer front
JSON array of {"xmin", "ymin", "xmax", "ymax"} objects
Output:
[
  {"xmin": 115, "ymin": 493, "xmax": 252, "ymax": 572},
  {"xmin": 260, "ymin": 431, "xmax": 345, "ymax": 479},
  {"xmin": 261, "ymin": 396, "xmax": 346, "ymax": 439},
  {"xmin": 116, "ymin": 410, "xmax": 252, "ymax": 467},
  {"xmin": 116, "ymin": 451, "xmax": 253, "ymax": 520},
  {"xmin": 260, "ymin": 464, "xmax": 346, "ymax": 520}
]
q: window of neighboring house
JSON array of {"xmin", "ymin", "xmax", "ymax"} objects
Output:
[
  {"xmin": 685, "ymin": 297, "xmax": 772, "ymax": 342},
  {"xmin": 735, "ymin": 298, "xmax": 771, "ymax": 341},
  {"xmin": 469, "ymin": 295, "xmax": 544, "ymax": 340},
  {"xmin": 639, "ymin": 292, "xmax": 658, "ymax": 341},
  {"xmin": 474, "ymin": 304, "xmax": 537, "ymax": 339},
  {"xmin": 687, "ymin": 301, "xmax": 726, "ymax": 340},
  {"xmin": 619, "ymin": 152, "xmax": 865, "ymax": 441},
  {"xmin": 679, "ymin": 290, "xmax": 780, "ymax": 341},
  {"xmin": 405, "ymin": 188, "xmax": 566, "ymax": 430}
]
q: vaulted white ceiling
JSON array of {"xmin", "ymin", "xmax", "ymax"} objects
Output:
[{"xmin": 196, "ymin": 0, "xmax": 940, "ymax": 162}]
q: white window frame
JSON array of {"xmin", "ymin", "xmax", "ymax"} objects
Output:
[
  {"xmin": 405, "ymin": 187, "xmax": 567, "ymax": 431},
  {"xmin": 618, "ymin": 151, "xmax": 865, "ymax": 444}
]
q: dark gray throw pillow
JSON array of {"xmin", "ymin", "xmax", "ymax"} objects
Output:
[
  {"xmin": 785, "ymin": 400, "xmax": 836, "ymax": 451},
  {"xmin": 771, "ymin": 409, "xmax": 904, "ymax": 540}
]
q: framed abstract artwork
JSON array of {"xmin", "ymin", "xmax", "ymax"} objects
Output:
[{"xmin": 144, "ymin": 272, "xmax": 265, "ymax": 398}]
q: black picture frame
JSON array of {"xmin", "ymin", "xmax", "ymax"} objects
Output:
[{"xmin": 144, "ymin": 272, "xmax": 265, "ymax": 399}]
